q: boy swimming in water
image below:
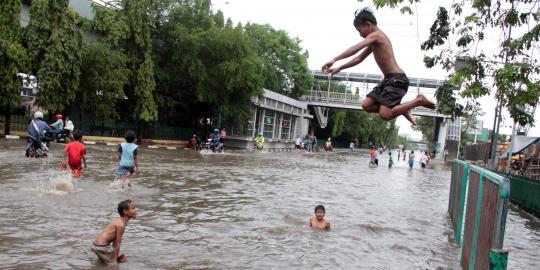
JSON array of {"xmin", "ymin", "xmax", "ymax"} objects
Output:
[
  {"xmin": 309, "ymin": 205, "xmax": 331, "ymax": 230},
  {"xmin": 91, "ymin": 200, "xmax": 136, "ymax": 266},
  {"xmin": 118, "ymin": 131, "xmax": 141, "ymax": 188},
  {"xmin": 62, "ymin": 130, "xmax": 86, "ymax": 177},
  {"xmin": 321, "ymin": 7, "xmax": 436, "ymax": 125}
]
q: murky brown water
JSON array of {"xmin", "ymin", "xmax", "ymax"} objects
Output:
[{"xmin": 0, "ymin": 140, "xmax": 539, "ymax": 269}]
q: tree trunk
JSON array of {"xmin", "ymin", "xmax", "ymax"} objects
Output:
[{"xmin": 3, "ymin": 110, "xmax": 12, "ymax": 136}]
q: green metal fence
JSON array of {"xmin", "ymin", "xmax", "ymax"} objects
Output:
[
  {"xmin": 1, "ymin": 115, "xmax": 193, "ymax": 141},
  {"xmin": 449, "ymin": 160, "xmax": 511, "ymax": 270},
  {"xmin": 461, "ymin": 165, "xmax": 510, "ymax": 270},
  {"xmin": 448, "ymin": 159, "xmax": 469, "ymax": 246}
]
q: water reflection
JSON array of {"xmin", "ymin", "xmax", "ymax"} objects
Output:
[{"xmin": 0, "ymin": 140, "xmax": 538, "ymax": 269}]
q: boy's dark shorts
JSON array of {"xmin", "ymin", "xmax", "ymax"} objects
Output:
[
  {"xmin": 367, "ymin": 73, "xmax": 409, "ymax": 108},
  {"xmin": 118, "ymin": 166, "xmax": 135, "ymax": 176}
]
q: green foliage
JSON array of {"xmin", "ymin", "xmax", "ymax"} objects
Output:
[
  {"xmin": 0, "ymin": 0, "xmax": 28, "ymax": 111},
  {"xmin": 244, "ymin": 23, "xmax": 313, "ymax": 98},
  {"xmin": 152, "ymin": 0, "xmax": 264, "ymax": 126},
  {"xmin": 77, "ymin": 43, "xmax": 129, "ymax": 120},
  {"xmin": 412, "ymin": 116, "xmax": 434, "ymax": 141},
  {"xmin": 327, "ymin": 109, "xmax": 400, "ymax": 147},
  {"xmin": 26, "ymin": 0, "xmax": 83, "ymax": 113},
  {"xmin": 120, "ymin": 0, "xmax": 158, "ymax": 122}
]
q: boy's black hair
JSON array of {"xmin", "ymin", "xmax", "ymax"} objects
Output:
[
  {"xmin": 354, "ymin": 7, "xmax": 377, "ymax": 27},
  {"xmin": 73, "ymin": 130, "xmax": 83, "ymax": 141},
  {"xmin": 125, "ymin": 130, "xmax": 136, "ymax": 143},
  {"xmin": 118, "ymin": 199, "xmax": 132, "ymax": 216},
  {"xmin": 314, "ymin": 205, "xmax": 325, "ymax": 212}
]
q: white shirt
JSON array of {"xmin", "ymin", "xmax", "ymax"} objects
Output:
[
  {"xmin": 65, "ymin": 120, "xmax": 74, "ymax": 131},
  {"xmin": 420, "ymin": 154, "xmax": 429, "ymax": 164}
]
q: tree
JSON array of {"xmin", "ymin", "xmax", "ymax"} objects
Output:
[
  {"xmin": 152, "ymin": 0, "xmax": 264, "ymax": 127},
  {"xmin": 77, "ymin": 42, "xmax": 130, "ymax": 120},
  {"xmin": 0, "ymin": 0, "xmax": 28, "ymax": 135},
  {"xmin": 244, "ymin": 23, "xmax": 313, "ymax": 98},
  {"xmin": 360, "ymin": 0, "xmax": 540, "ymax": 127},
  {"xmin": 121, "ymin": 0, "xmax": 158, "ymax": 123},
  {"xmin": 25, "ymin": 0, "xmax": 83, "ymax": 114}
]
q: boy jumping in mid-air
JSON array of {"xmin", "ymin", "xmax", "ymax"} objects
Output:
[
  {"xmin": 92, "ymin": 200, "xmax": 136, "ymax": 266},
  {"xmin": 309, "ymin": 205, "xmax": 331, "ymax": 230},
  {"xmin": 118, "ymin": 131, "xmax": 141, "ymax": 188},
  {"xmin": 63, "ymin": 130, "xmax": 87, "ymax": 177},
  {"xmin": 321, "ymin": 7, "xmax": 436, "ymax": 125}
]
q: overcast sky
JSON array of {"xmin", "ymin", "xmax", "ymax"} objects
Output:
[{"xmin": 215, "ymin": 0, "xmax": 540, "ymax": 140}]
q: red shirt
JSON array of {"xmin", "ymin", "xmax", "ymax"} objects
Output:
[{"xmin": 65, "ymin": 141, "xmax": 86, "ymax": 169}]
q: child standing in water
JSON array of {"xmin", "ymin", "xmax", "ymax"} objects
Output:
[
  {"xmin": 309, "ymin": 205, "xmax": 331, "ymax": 230},
  {"xmin": 388, "ymin": 151, "xmax": 394, "ymax": 168},
  {"xmin": 63, "ymin": 130, "xmax": 87, "ymax": 177},
  {"xmin": 118, "ymin": 131, "xmax": 140, "ymax": 188},
  {"xmin": 91, "ymin": 200, "xmax": 136, "ymax": 266},
  {"xmin": 408, "ymin": 150, "xmax": 415, "ymax": 168}
]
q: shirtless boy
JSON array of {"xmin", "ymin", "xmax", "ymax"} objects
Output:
[
  {"xmin": 91, "ymin": 200, "xmax": 136, "ymax": 266},
  {"xmin": 321, "ymin": 7, "xmax": 436, "ymax": 125},
  {"xmin": 309, "ymin": 205, "xmax": 331, "ymax": 230}
]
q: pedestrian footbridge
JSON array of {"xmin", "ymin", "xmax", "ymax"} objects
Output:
[{"xmin": 299, "ymin": 70, "xmax": 457, "ymax": 160}]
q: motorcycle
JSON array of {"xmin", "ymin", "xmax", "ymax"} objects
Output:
[
  {"xmin": 25, "ymin": 135, "xmax": 49, "ymax": 158},
  {"xmin": 54, "ymin": 129, "xmax": 73, "ymax": 143},
  {"xmin": 210, "ymin": 140, "xmax": 224, "ymax": 153},
  {"xmin": 253, "ymin": 141, "xmax": 264, "ymax": 150}
]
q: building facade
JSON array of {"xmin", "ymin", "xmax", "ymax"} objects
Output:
[{"xmin": 223, "ymin": 89, "xmax": 312, "ymax": 149}]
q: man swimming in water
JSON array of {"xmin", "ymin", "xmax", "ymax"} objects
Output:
[
  {"xmin": 309, "ymin": 205, "xmax": 331, "ymax": 230},
  {"xmin": 91, "ymin": 200, "xmax": 136, "ymax": 266}
]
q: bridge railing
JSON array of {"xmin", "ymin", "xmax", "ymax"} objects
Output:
[
  {"xmin": 300, "ymin": 90, "xmax": 362, "ymax": 105},
  {"xmin": 449, "ymin": 160, "xmax": 510, "ymax": 270}
]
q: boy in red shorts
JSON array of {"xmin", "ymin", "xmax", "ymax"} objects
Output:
[{"xmin": 63, "ymin": 130, "xmax": 87, "ymax": 177}]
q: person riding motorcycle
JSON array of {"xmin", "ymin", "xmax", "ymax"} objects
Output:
[
  {"xmin": 26, "ymin": 111, "xmax": 53, "ymax": 157},
  {"xmin": 50, "ymin": 113, "xmax": 64, "ymax": 137},
  {"xmin": 254, "ymin": 132, "xmax": 264, "ymax": 150},
  {"xmin": 324, "ymin": 138, "xmax": 333, "ymax": 152},
  {"xmin": 210, "ymin": 129, "xmax": 223, "ymax": 152},
  {"xmin": 189, "ymin": 134, "xmax": 202, "ymax": 150}
]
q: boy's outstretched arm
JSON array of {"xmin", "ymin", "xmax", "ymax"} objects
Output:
[
  {"xmin": 322, "ymin": 35, "xmax": 377, "ymax": 71},
  {"xmin": 327, "ymin": 47, "xmax": 372, "ymax": 75},
  {"xmin": 82, "ymin": 155, "xmax": 87, "ymax": 169}
]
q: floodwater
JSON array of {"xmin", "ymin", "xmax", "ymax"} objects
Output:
[{"xmin": 0, "ymin": 140, "xmax": 538, "ymax": 269}]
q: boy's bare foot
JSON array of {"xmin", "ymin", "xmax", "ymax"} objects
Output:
[
  {"xmin": 416, "ymin": 94, "xmax": 436, "ymax": 109},
  {"xmin": 404, "ymin": 110, "xmax": 417, "ymax": 125}
]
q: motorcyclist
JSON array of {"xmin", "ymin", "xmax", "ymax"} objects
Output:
[
  {"xmin": 28, "ymin": 111, "xmax": 52, "ymax": 143},
  {"xmin": 211, "ymin": 129, "xmax": 222, "ymax": 152},
  {"xmin": 190, "ymin": 134, "xmax": 202, "ymax": 150},
  {"xmin": 50, "ymin": 113, "xmax": 64, "ymax": 137},
  {"xmin": 324, "ymin": 138, "xmax": 333, "ymax": 152},
  {"xmin": 58, "ymin": 115, "xmax": 75, "ymax": 142},
  {"xmin": 26, "ymin": 111, "xmax": 52, "ymax": 156},
  {"xmin": 254, "ymin": 132, "xmax": 264, "ymax": 150},
  {"xmin": 64, "ymin": 116, "xmax": 74, "ymax": 132}
]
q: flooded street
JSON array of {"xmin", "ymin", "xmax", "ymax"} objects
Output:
[{"xmin": 0, "ymin": 140, "xmax": 539, "ymax": 269}]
